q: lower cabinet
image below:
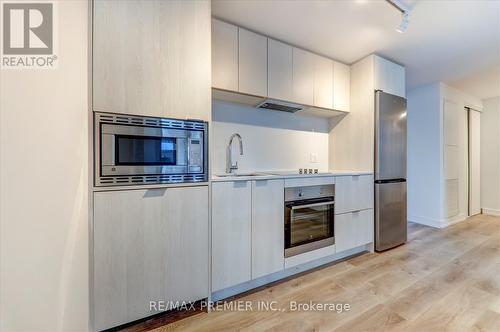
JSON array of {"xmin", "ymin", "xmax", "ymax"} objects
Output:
[
  {"xmin": 93, "ymin": 186, "xmax": 209, "ymax": 331},
  {"xmin": 335, "ymin": 209, "xmax": 374, "ymax": 253},
  {"xmin": 211, "ymin": 181, "xmax": 252, "ymax": 292},
  {"xmin": 252, "ymin": 180, "xmax": 284, "ymax": 279},
  {"xmin": 211, "ymin": 180, "xmax": 284, "ymax": 292}
]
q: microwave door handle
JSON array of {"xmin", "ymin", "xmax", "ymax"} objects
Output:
[{"xmin": 291, "ymin": 200, "xmax": 335, "ymax": 210}]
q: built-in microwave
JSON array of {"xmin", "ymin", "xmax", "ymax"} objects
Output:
[{"xmin": 94, "ymin": 112, "xmax": 208, "ymax": 186}]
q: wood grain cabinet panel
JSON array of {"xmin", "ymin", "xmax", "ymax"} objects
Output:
[
  {"xmin": 333, "ymin": 61, "xmax": 351, "ymax": 112},
  {"xmin": 251, "ymin": 179, "xmax": 285, "ymax": 279},
  {"xmin": 93, "ymin": 186, "xmax": 209, "ymax": 331},
  {"xmin": 313, "ymin": 55, "xmax": 333, "ymax": 109},
  {"xmin": 335, "ymin": 209, "xmax": 374, "ymax": 253},
  {"xmin": 292, "ymin": 47, "xmax": 315, "ymax": 105},
  {"xmin": 238, "ymin": 28, "xmax": 268, "ymax": 97},
  {"xmin": 267, "ymin": 39, "xmax": 293, "ymax": 101},
  {"xmin": 93, "ymin": 0, "xmax": 211, "ymax": 121},
  {"xmin": 212, "ymin": 18, "xmax": 238, "ymax": 91},
  {"xmin": 211, "ymin": 181, "xmax": 252, "ymax": 291},
  {"xmin": 374, "ymin": 56, "xmax": 406, "ymax": 98},
  {"xmin": 335, "ymin": 175, "xmax": 374, "ymax": 214}
]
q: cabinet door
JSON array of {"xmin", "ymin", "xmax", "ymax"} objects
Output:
[
  {"xmin": 335, "ymin": 175, "xmax": 374, "ymax": 214},
  {"xmin": 93, "ymin": 186, "xmax": 209, "ymax": 331},
  {"xmin": 374, "ymin": 56, "xmax": 406, "ymax": 98},
  {"xmin": 164, "ymin": 187, "xmax": 209, "ymax": 306},
  {"xmin": 238, "ymin": 28, "xmax": 268, "ymax": 96},
  {"xmin": 212, "ymin": 18, "xmax": 238, "ymax": 91},
  {"xmin": 292, "ymin": 48, "xmax": 315, "ymax": 105},
  {"xmin": 212, "ymin": 181, "xmax": 252, "ymax": 291},
  {"xmin": 333, "ymin": 61, "xmax": 350, "ymax": 112},
  {"xmin": 268, "ymin": 39, "xmax": 293, "ymax": 101},
  {"xmin": 252, "ymin": 179, "xmax": 285, "ymax": 279},
  {"xmin": 93, "ymin": 0, "xmax": 211, "ymax": 121},
  {"xmin": 313, "ymin": 55, "xmax": 333, "ymax": 109},
  {"xmin": 335, "ymin": 209, "xmax": 373, "ymax": 253}
]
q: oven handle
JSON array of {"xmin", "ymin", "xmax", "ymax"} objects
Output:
[{"xmin": 291, "ymin": 200, "xmax": 335, "ymax": 210}]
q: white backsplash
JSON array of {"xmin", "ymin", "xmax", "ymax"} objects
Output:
[{"xmin": 211, "ymin": 101, "xmax": 330, "ymax": 174}]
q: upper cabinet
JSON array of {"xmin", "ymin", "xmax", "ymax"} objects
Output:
[
  {"xmin": 313, "ymin": 54, "xmax": 334, "ymax": 109},
  {"xmin": 292, "ymin": 48, "xmax": 315, "ymax": 105},
  {"xmin": 333, "ymin": 61, "xmax": 350, "ymax": 112},
  {"xmin": 374, "ymin": 56, "xmax": 406, "ymax": 98},
  {"xmin": 212, "ymin": 19, "xmax": 238, "ymax": 91},
  {"xmin": 211, "ymin": 18, "xmax": 350, "ymax": 116},
  {"xmin": 238, "ymin": 28, "xmax": 268, "ymax": 96},
  {"xmin": 268, "ymin": 39, "xmax": 293, "ymax": 101},
  {"xmin": 93, "ymin": 0, "xmax": 211, "ymax": 121}
]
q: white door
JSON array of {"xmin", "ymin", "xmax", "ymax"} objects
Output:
[{"xmin": 469, "ymin": 109, "xmax": 481, "ymax": 216}]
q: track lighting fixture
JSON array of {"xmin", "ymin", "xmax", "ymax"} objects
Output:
[{"xmin": 385, "ymin": 0, "xmax": 411, "ymax": 33}]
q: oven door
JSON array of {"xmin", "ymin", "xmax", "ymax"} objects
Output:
[
  {"xmin": 100, "ymin": 123, "xmax": 192, "ymax": 177},
  {"xmin": 285, "ymin": 197, "xmax": 335, "ymax": 258}
]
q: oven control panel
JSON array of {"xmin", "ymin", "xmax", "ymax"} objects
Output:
[{"xmin": 285, "ymin": 184, "xmax": 335, "ymax": 202}]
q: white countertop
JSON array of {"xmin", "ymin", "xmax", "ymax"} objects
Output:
[{"xmin": 211, "ymin": 170, "xmax": 373, "ymax": 182}]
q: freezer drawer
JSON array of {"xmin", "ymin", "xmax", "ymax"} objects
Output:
[{"xmin": 375, "ymin": 181, "xmax": 407, "ymax": 251}]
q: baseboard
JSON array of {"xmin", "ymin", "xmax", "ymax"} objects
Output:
[
  {"xmin": 408, "ymin": 215, "xmax": 443, "ymax": 228},
  {"xmin": 211, "ymin": 244, "xmax": 370, "ymax": 302},
  {"xmin": 408, "ymin": 213, "xmax": 467, "ymax": 229},
  {"xmin": 482, "ymin": 208, "xmax": 500, "ymax": 216},
  {"xmin": 442, "ymin": 213, "xmax": 467, "ymax": 227}
]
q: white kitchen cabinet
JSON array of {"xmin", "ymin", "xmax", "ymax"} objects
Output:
[
  {"xmin": 212, "ymin": 18, "xmax": 238, "ymax": 91},
  {"xmin": 333, "ymin": 61, "xmax": 350, "ymax": 112},
  {"xmin": 335, "ymin": 209, "xmax": 374, "ymax": 253},
  {"xmin": 239, "ymin": 28, "xmax": 268, "ymax": 97},
  {"xmin": 211, "ymin": 181, "xmax": 252, "ymax": 291},
  {"xmin": 335, "ymin": 175, "xmax": 374, "ymax": 215},
  {"xmin": 313, "ymin": 55, "xmax": 334, "ymax": 109},
  {"xmin": 93, "ymin": 186, "xmax": 209, "ymax": 331},
  {"xmin": 93, "ymin": 0, "xmax": 211, "ymax": 120},
  {"xmin": 374, "ymin": 56, "xmax": 406, "ymax": 98},
  {"xmin": 268, "ymin": 39, "xmax": 293, "ymax": 101},
  {"xmin": 251, "ymin": 179, "xmax": 285, "ymax": 279},
  {"xmin": 292, "ymin": 47, "xmax": 315, "ymax": 105}
]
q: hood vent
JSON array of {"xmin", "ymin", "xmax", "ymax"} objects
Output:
[{"xmin": 256, "ymin": 99, "xmax": 303, "ymax": 113}]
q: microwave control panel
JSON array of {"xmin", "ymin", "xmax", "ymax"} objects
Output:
[{"xmin": 188, "ymin": 131, "xmax": 203, "ymax": 173}]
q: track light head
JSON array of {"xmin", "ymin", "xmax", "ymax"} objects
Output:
[{"xmin": 396, "ymin": 12, "xmax": 410, "ymax": 33}]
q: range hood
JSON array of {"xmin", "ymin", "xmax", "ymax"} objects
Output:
[
  {"xmin": 256, "ymin": 99, "xmax": 303, "ymax": 113},
  {"xmin": 212, "ymin": 88, "xmax": 348, "ymax": 119}
]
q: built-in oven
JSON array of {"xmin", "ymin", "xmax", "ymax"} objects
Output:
[
  {"xmin": 94, "ymin": 112, "xmax": 208, "ymax": 186},
  {"xmin": 284, "ymin": 184, "xmax": 335, "ymax": 257}
]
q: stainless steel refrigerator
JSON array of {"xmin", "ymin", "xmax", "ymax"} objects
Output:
[{"xmin": 375, "ymin": 90, "xmax": 407, "ymax": 252}]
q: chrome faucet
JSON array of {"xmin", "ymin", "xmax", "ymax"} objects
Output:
[{"xmin": 226, "ymin": 133, "xmax": 243, "ymax": 173}]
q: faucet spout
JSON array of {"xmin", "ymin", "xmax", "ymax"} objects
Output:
[{"xmin": 226, "ymin": 133, "xmax": 244, "ymax": 173}]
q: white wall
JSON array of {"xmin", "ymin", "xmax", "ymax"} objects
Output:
[
  {"xmin": 407, "ymin": 81, "xmax": 483, "ymax": 228},
  {"xmin": 0, "ymin": 1, "xmax": 89, "ymax": 331},
  {"xmin": 481, "ymin": 97, "xmax": 500, "ymax": 215},
  {"xmin": 211, "ymin": 101, "xmax": 329, "ymax": 173},
  {"xmin": 407, "ymin": 83, "xmax": 443, "ymax": 226}
]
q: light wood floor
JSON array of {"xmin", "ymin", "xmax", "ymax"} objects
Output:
[{"xmin": 152, "ymin": 215, "xmax": 500, "ymax": 332}]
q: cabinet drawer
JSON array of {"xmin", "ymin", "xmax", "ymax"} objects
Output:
[
  {"xmin": 335, "ymin": 209, "xmax": 374, "ymax": 253},
  {"xmin": 335, "ymin": 175, "xmax": 373, "ymax": 214}
]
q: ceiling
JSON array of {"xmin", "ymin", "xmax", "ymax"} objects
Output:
[{"xmin": 212, "ymin": 0, "xmax": 500, "ymax": 99}]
